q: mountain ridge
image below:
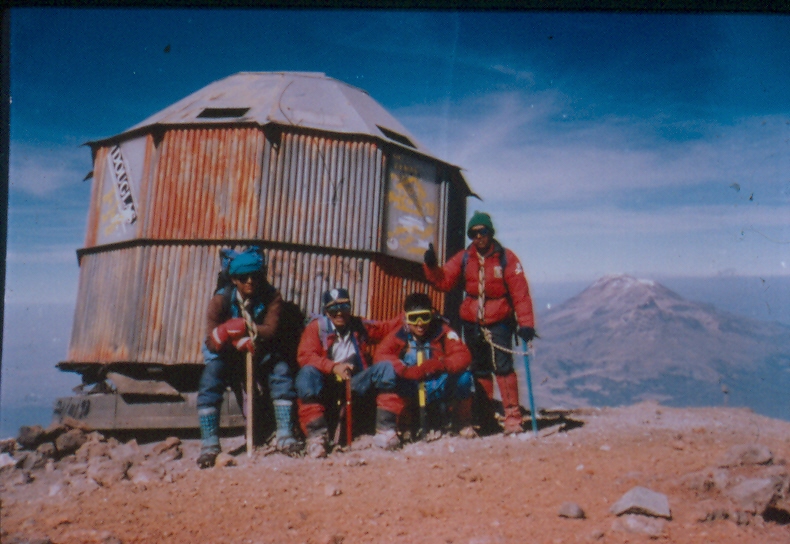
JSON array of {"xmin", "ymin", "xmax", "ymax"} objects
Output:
[{"xmin": 528, "ymin": 274, "xmax": 790, "ymax": 420}]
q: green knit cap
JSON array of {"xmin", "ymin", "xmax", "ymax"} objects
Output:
[{"xmin": 467, "ymin": 211, "xmax": 495, "ymax": 238}]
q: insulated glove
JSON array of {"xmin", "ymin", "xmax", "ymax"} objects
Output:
[
  {"xmin": 397, "ymin": 358, "xmax": 445, "ymax": 381},
  {"xmin": 233, "ymin": 336, "xmax": 255, "ymax": 354},
  {"xmin": 517, "ymin": 326, "xmax": 538, "ymax": 344},
  {"xmin": 423, "ymin": 243, "xmax": 438, "ymax": 268},
  {"xmin": 208, "ymin": 317, "xmax": 248, "ymax": 351}
]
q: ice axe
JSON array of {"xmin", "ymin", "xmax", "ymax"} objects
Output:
[
  {"xmin": 333, "ymin": 374, "xmax": 353, "ymax": 448},
  {"xmin": 345, "ymin": 376, "xmax": 352, "ymax": 446},
  {"xmin": 417, "ymin": 349, "xmax": 428, "ymax": 438},
  {"xmin": 245, "ymin": 350, "xmax": 254, "ymax": 457},
  {"xmin": 520, "ymin": 339, "xmax": 539, "ymax": 437}
]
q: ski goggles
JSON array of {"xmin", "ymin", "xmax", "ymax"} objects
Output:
[
  {"xmin": 468, "ymin": 226, "xmax": 491, "ymax": 239},
  {"xmin": 231, "ymin": 273, "xmax": 258, "ymax": 283},
  {"xmin": 405, "ymin": 309, "xmax": 433, "ymax": 325},
  {"xmin": 325, "ymin": 303, "xmax": 352, "ymax": 315}
]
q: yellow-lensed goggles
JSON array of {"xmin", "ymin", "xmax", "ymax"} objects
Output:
[{"xmin": 405, "ymin": 310, "xmax": 433, "ymax": 325}]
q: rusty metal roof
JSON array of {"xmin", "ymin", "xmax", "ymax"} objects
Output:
[
  {"xmin": 111, "ymin": 72, "xmax": 416, "ymax": 152},
  {"xmin": 89, "ymin": 71, "xmax": 474, "ymax": 197}
]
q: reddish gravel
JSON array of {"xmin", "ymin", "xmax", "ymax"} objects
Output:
[{"xmin": 2, "ymin": 402, "xmax": 789, "ymax": 544}]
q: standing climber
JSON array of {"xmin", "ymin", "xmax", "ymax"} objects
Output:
[
  {"xmin": 295, "ymin": 288, "xmax": 402, "ymax": 458},
  {"xmin": 196, "ymin": 247, "xmax": 298, "ymax": 468},
  {"xmin": 373, "ymin": 293, "xmax": 475, "ymax": 447},
  {"xmin": 423, "ymin": 211, "xmax": 537, "ymax": 435}
]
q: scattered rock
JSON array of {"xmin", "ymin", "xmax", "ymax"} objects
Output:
[
  {"xmin": 611, "ymin": 514, "xmax": 667, "ymax": 537},
  {"xmin": 0, "ymin": 438, "xmax": 18, "ymax": 453},
  {"xmin": 610, "ymin": 486, "xmax": 671, "ymax": 519},
  {"xmin": 558, "ymin": 502, "xmax": 585, "ymax": 519},
  {"xmin": 697, "ymin": 507, "xmax": 730, "ymax": 522},
  {"xmin": 13, "ymin": 470, "xmax": 34, "ymax": 485},
  {"xmin": 324, "ymin": 484, "xmax": 342, "ymax": 497},
  {"xmin": 17, "ymin": 425, "xmax": 46, "ymax": 450},
  {"xmin": 44, "ymin": 422, "xmax": 68, "ymax": 442},
  {"xmin": 152, "ymin": 436, "xmax": 182, "ymax": 455},
  {"xmin": 36, "ymin": 442, "xmax": 57, "ymax": 459},
  {"xmin": 18, "ymin": 451, "xmax": 48, "ymax": 471},
  {"xmin": 76, "ymin": 440, "xmax": 112, "ymax": 463},
  {"xmin": 60, "ymin": 416, "xmax": 93, "ymax": 432},
  {"xmin": 725, "ymin": 477, "xmax": 784, "ymax": 514},
  {"xmin": 215, "ymin": 453, "xmax": 236, "ymax": 468},
  {"xmin": 588, "ymin": 528, "xmax": 605, "ymax": 540},
  {"xmin": 55, "ymin": 429, "xmax": 88, "ymax": 457},
  {"xmin": 87, "ymin": 457, "xmax": 131, "ymax": 487},
  {"xmin": 718, "ymin": 444, "xmax": 773, "ymax": 467},
  {"xmin": 0, "ymin": 452, "xmax": 18, "ymax": 471},
  {"xmin": 681, "ymin": 467, "xmax": 730, "ymax": 494}
]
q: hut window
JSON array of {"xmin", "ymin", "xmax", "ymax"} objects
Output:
[
  {"xmin": 377, "ymin": 126, "xmax": 415, "ymax": 148},
  {"xmin": 197, "ymin": 107, "xmax": 250, "ymax": 119}
]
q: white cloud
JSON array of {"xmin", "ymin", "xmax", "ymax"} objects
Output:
[
  {"xmin": 9, "ymin": 142, "xmax": 92, "ymax": 197},
  {"xmin": 402, "ymin": 92, "xmax": 789, "ymax": 206}
]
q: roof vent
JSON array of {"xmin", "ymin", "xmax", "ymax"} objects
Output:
[
  {"xmin": 197, "ymin": 107, "xmax": 250, "ymax": 119},
  {"xmin": 377, "ymin": 126, "xmax": 415, "ymax": 148}
]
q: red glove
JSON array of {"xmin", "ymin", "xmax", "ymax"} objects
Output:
[
  {"xmin": 397, "ymin": 358, "xmax": 445, "ymax": 381},
  {"xmin": 233, "ymin": 336, "xmax": 255, "ymax": 354},
  {"xmin": 207, "ymin": 318, "xmax": 248, "ymax": 351}
]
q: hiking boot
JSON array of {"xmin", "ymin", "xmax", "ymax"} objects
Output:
[
  {"xmin": 373, "ymin": 429, "xmax": 400, "ymax": 450},
  {"xmin": 306, "ymin": 432, "xmax": 327, "ymax": 459},
  {"xmin": 197, "ymin": 449, "xmax": 219, "ymax": 469},
  {"xmin": 276, "ymin": 435, "xmax": 301, "ymax": 456},
  {"xmin": 497, "ymin": 373, "xmax": 523, "ymax": 435}
]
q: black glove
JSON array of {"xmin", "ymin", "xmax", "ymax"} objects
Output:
[
  {"xmin": 423, "ymin": 243, "xmax": 438, "ymax": 268},
  {"xmin": 517, "ymin": 326, "xmax": 538, "ymax": 344}
]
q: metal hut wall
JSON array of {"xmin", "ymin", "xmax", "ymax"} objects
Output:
[{"xmin": 58, "ymin": 72, "xmax": 471, "ymax": 425}]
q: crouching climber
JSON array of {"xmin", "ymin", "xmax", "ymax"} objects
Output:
[
  {"xmin": 372, "ymin": 293, "xmax": 475, "ymax": 449},
  {"xmin": 196, "ymin": 247, "xmax": 298, "ymax": 468},
  {"xmin": 295, "ymin": 288, "xmax": 401, "ymax": 458}
]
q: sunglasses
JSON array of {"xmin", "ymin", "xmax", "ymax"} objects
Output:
[
  {"xmin": 405, "ymin": 309, "xmax": 433, "ymax": 325},
  {"xmin": 326, "ymin": 303, "xmax": 351, "ymax": 315},
  {"xmin": 231, "ymin": 273, "xmax": 257, "ymax": 283},
  {"xmin": 468, "ymin": 227, "xmax": 491, "ymax": 239}
]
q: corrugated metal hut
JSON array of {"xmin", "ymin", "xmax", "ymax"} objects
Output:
[{"xmin": 55, "ymin": 72, "xmax": 473, "ymax": 429}]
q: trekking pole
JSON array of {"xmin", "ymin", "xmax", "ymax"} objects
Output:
[
  {"xmin": 245, "ymin": 350, "xmax": 254, "ymax": 457},
  {"xmin": 521, "ymin": 339, "xmax": 538, "ymax": 437},
  {"xmin": 345, "ymin": 377, "xmax": 353, "ymax": 447},
  {"xmin": 417, "ymin": 349, "xmax": 427, "ymax": 438}
]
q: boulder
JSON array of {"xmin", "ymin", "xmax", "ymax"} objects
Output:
[
  {"xmin": 611, "ymin": 514, "xmax": 667, "ymax": 537},
  {"xmin": 0, "ymin": 438, "xmax": 18, "ymax": 454},
  {"xmin": 718, "ymin": 444, "xmax": 773, "ymax": 467},
  {"xmin": 17, "ymin": 425, "xmax": 46, "ymax": 450},
  {"xmin": 725, "ymin": 477, "xmax": 784, "ymax": 514},
  {"xmin": 558, "ymin": 502, "xmax": 586, "ymax": 519},
  {"xmin": 55, "ymin": 429, "xmax": 88, "ymax": 457},
  {"xmin": 36, "ymin": 442, "xmax": 57, "ymax": 459},
  {"xmin": 610, "ymin": 486, "xmax": 671, "ymax": 519},
  {"xmin": 87, "ymin": 457, "xmax": 131, "ymax": 487}
]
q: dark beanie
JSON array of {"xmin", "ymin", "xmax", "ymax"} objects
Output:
[{"xmin": 467, "ymin": 211, "xmax": 495, "ymax": 238}]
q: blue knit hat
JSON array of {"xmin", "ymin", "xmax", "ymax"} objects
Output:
[{"xmin": 229, "ymin": 251, "xmax": 265, "ymax": 276}]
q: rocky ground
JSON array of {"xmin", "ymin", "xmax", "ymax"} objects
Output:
[{"xmin": 1, "ymin": 401, "xmax": 789, "ymax": 544}]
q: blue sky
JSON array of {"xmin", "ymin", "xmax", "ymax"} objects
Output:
[
  {"xmin": 3, "ymin": 8, "xmax": 790, "ymax": 435},
  {"xmin": 7, "ymin": 9, "xmax": 789, "ymax": 309}
]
